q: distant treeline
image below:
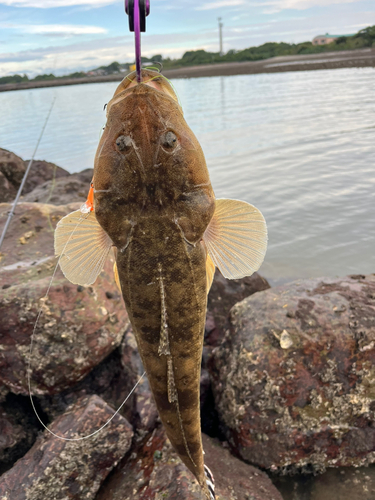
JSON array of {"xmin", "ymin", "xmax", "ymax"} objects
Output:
[
  {"xmin": 160, "ymin": 25, "xmax": 375, "ymax": 67},
  {"xmin": 0, "ymin": 71, "xmax": 87, "ymax": 85},
  {"xmin": 1, "ymin": 25, "xmax": 374, "ymax": 85}
]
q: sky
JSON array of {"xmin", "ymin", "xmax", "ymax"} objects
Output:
[{"xmin": 0, "ymin": 0, "xmax": 374, "ymax": 77}]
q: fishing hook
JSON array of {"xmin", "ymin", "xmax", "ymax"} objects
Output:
[{"xmin": 125, "ymin": 0, "xmax": 150, "ymax": 83}]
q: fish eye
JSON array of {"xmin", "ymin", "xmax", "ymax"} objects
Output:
[
  {"xmin": 162, "ymin": 131, "xmax": 178, "ymax": 150},
  {"xmin": 116, "ymin": 135, "xmax": 132, "ymax": 152}
]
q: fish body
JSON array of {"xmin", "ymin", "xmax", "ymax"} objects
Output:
[
  {"xmin": 94, "ymin": 76, "xmax": 214, "ymax": 496},
  {"xmin": 54, "ymin": 69, "xmax": 267, "ymax": 500}
]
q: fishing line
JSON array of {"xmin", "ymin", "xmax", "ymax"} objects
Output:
[
  {"xmin": 28, "ymin": 210, "xmax": 146, "ymax": 441},
  {"xmin": 0, "ymin": 96, "xmax": 56, "ymax": 251}
]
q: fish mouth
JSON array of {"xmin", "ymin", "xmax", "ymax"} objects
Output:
[
  {"xmin": 106, "ymin": 69, "xmax": 181, "ymax": 116},
  {"xmin": 110, "ymin": 68, "xmax": 178, "ymax": 103}
]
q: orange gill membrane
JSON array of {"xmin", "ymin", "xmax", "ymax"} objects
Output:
[{"xmin": 80, "ymin": 182, "xmax": 95, "ymax": 214}]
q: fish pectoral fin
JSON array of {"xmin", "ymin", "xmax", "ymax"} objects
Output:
[
  {"xmin": 203, "ymin": 198, "xmax": 267, "ymax": 279},
  {"xmin": 54, "ymin": 209, "xmax": 113, "ymax": 286},
  {"xmin": 206, "ymin": 252, "xmax": 215, "ymax": 294}
]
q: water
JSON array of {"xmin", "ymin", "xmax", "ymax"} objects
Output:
[{"xmin": 1, "ymin": 68, "xmax": 374, "ymax": 284}]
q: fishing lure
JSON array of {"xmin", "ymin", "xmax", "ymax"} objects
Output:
[{"xmin": 55, "ymin": 69, "xmax": 267, "ymax": 499}]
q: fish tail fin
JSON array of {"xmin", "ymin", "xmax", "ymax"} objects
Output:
[{"xmin": 204, "ymin": 464, "xmax": 216, "ymax": 500}]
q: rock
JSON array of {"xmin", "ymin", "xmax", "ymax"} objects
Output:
[
  {"xmin": 20, "ymin": 159, "xmax": 70, "ymax": 195},
  {"xmin": 0, "ymin": 395, "xmax": 133, "ymax": 500},
  {"xmin": 0, "ymin": 202, "xmax": 128, "ymax": 395},
  {"xmin": 37, "ymin": 349, "xmax": 136, "ymax": 426},
  {"xmin": 210, "ymin": 275, "xmax": 375, "ymax": 472},
  {"xmin": 202, "ymin": 270, "xmax": 270, "ymax": 438},
  {"xmin": 206, "ymin": 270, "xmax": 270, "ymax": 347},
  {"xmin": 96, "ymin": 426, "xmax": 283, "ymax": 500},
  {"xmin": 202, "ymin": 434, "xmax": 283, "ymax": 500},
  {"xmin": 274, "ymin": 465, "xmax": 375, "ymax": 500},
  {"xmin": 22, "ymin": 168, "xmax": 94, "ymax": 205},
  {"xmin": 0, "ymin": 148, "xmax": 68, "ymax": 203},
  {"xmin": 0, "ymin": 394, "xmax": 39, "ymax": 475},
  {"xmin": 309, "ymin": 465, "xmax": 375, "ymax": 500},
  {"xmin": 0, "ymin": 202, "xmax": 78, "ymax": 270},
  {"xmin": 0, "ymin": 150, "xmax": 24, "ymax": 203},
  {"xmin": 37, "ymin": 333, "xmax": 156, "ymax": 435}
]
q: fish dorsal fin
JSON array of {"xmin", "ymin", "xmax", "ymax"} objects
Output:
[
  {"xmin": 203, "ymin": 199, "xmax": 267, "ymax": 280},
  {"xmin": 54, "ymin": 209, "xmax": 113, "ymax": 286},
  {"xmin": 206, "ymin": 253, "xmax": 215, "ymax": 294}
]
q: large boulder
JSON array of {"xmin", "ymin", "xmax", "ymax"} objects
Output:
[
  {"xmin": 37, "ymin": 329, "xmax": 156, "ymax": 435},
  {"xmin": 206, "ymin": 269, "xmax": 270, "ymax": 347},
  {"xmin": 275, "ymin": 464, "xmax": 375, "ymax": 500},
  {"xmin": 96, "ymin": 426, "xmax": 283, "ymax": 500},
  {"xmin": 0, "ymin": 395, "xmax": 133, "ymax": 500},
  {"xmin": 0, "ymin": 148, "xmax": 68, "ymax": 203},
  {"xmin": 0, "ymin": 149, "xmax": 25, "ymax": 202},
  {"xmin": 22, "ymin": 168, "xmax": 94, "ymax": 205},
  {"xmin": 201, "ymin": 270, "xmax": 271, "ymax": 436},
  {"xmin": 0, "ymin": 395, "xmax": 39, "ymax": 474},
  {"xmin": 308, "ymin": 465, "xmax": 375, "ymax": 500},
  {"xmin": 210, "ymin": 275, "xmax": 375, "ymax": 472},
  {"xmin": 0, "ymin": 202, "xmax": 128, "ymax": 395}
]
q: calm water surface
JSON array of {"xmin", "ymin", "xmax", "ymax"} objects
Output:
[{"xmin": 1, "ymin": 68, "xmax": 374, "ymax": 284}]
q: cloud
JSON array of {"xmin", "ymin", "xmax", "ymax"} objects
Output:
[
  {"xmin": 0, "ymin": 31, "xmax": 215, "ymax": 75},
  {"xmin": 262, "ymin": 0, "xmax": 364, "ymax": 13},
  {"xmin": 2, "ymin": 23, "xmax": 107, "ymax": 35},
  {"xmin": 0, "ymin": 0, "xmax": 116, "ymax": 7},
  {"xmin": 1, "ymin": 5, "xmax": 374, "ymax": 77},
  {"xmin": 195, "ymin": 0, "xmax": 246, "ymax": 10}
]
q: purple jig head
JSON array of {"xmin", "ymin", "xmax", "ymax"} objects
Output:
[{"xmin": 125, "ymin": 0, "xmax": 150, "ymax": 83}]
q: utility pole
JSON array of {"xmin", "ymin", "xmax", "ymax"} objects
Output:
[{"xmin": 218, "ymin": 17, "xmax": 223, "ymax": 55}]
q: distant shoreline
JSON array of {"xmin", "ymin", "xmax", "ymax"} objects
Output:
[{"xmin": 1, "ymin": 48, "xmax": 374, "ymax": 93}]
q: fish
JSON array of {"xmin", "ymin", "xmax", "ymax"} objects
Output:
[{"xmin": 54, "ymin": 69, "xmax": 267, "ymax": 499}]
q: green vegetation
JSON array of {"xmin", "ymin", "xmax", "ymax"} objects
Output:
[
  {"xmin": 66, "ymin": 71, "xmax": 87, "ymax": 78},
  {"xmin": 158, "ymin": 24, "xmax": 375, "ymax": 68},
  {"xmin": 97, "ymin": 61, "xmax": 122, "ymax": 73},
  {"xmin": 33, "ymin": 73, "xmax": 56, "ymax": 81},
  {"xmin": 1, "ymin": 24, "xmax": 374, "ymax": 85},
  {"xmin": 147, "ymin": 24, "xmax": 375, "ymax": 68},
  {"xmin": 0, "ymin": 74, "xmax": 29, "ymax": 85},
  {"xmin": 0, "ymin": 70, "xmax": 90, "ymax": 85}
]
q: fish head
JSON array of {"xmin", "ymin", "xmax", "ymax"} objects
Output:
[{"xmin": 94, "ymin": 69, "xmax": 215, "ymax": 248}]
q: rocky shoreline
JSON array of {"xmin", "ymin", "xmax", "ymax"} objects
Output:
[
  {"xmin": 1, "ymin": 48, "xmax": 375, "ymax": 93},
  {"xmin": 0, "ymin": 148, "xmax": 374, "ymax": 499}
]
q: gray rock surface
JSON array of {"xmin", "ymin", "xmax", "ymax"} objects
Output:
[
  {"xmin": 0, "ymin": 395, "xmax": 133, "ymax": 500},
  {"xmin": 206, "ymin": 269, "xmax": 270, "ymax": 347},
  {"xmin": 96, "ymin": 426, "xmax": 283, "ymax": 500},
  {"xmin": 0, "ymin": 395, "xmax": 39, "ymax": 474},
  {"xmin": 274, "ymin": 465, "xmax": 375, "ymax": 500},
  {"xmin": 22, "ymin": 168, "xmax": 93, "ymax": 205},
  {"xmin": 0, "ymin": 148, "xmax": 68, "ymax": 203},
  {"xmin": 210, "ymin": 275, "xmax": 375, "ymax": 472},
  {"xmin": 0, "ymin": 202, "xmax": 128, "ymax": 395}
]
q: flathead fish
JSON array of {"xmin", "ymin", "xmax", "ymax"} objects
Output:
[{"xmin": 55, "ymin": 69, "xmax": 267, "ymax": 499}]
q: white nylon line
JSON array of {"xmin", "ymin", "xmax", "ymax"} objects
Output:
[{"xmin": 28, "ymin": 211, "xmax": 145, "ymax": 441}]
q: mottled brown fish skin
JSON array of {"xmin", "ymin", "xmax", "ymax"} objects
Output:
[{"xmin": 93, "ymin": 72, "xmax": 215, "ymax": 497}]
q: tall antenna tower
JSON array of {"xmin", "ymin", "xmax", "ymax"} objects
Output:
[{"xmin": 218, "ymin": 17, "xmax": 223, "ymax": 55}]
